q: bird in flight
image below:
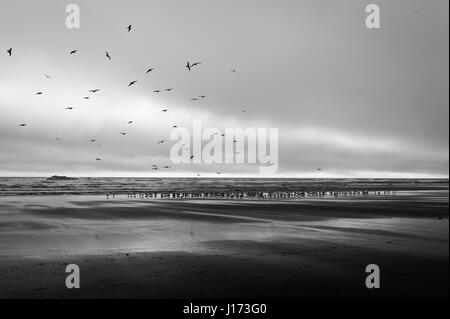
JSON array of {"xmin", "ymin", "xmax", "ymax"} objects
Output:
[
  {"xmin": 190, "ymin": 155, "xmax": 194, "ymax": 160},
  {"xmin": 105, "ymin": 51, "xmax": 111, "ymax": 60},
  {"xmin": 165, "ymin": 88, "xmax": 173, "ymax": 92},
  {"xmin": 89, "ymin": 139, "xmax": 96, "ymax": 143},
  {"xmin": 173, "ymin": 125, "xmax": 178, "ymax": 128},
  {"xmin": 18, "ymin": 123, "xmax": 27, "ymax": 127},
  {"xmin": 96, "ymin": 158, "xmax": 102, "ymax": 161},
  {"xmin": 7, "ymin": 48, "xmax": 12, "ymax": 56},
  {"xmin": 128, "ymin": 121, "xmax": 133, "ymax": 124},
  {"xmin": 35, "ymin": 92, "xmax": 43, "ymax": 95},
  {"xmin": 45, "ymin": 74, "xmax": 51, "ymax": 79},
  {"xmin": 157, "ymin": 140, "xmax": 165, "ymax": 144},
  {"xmin": 230, "ymin": 69, "xmax": 237, "ymax": 72},
  {"xmin": 127, "ymin": 25, "xmax": 132, "ymax": 32},
  {"xmin": 119, "ymin": 132, "xmax": 127, "ymax": 136},
  {"xmin": 153, "ymin": 90, "xmax": 161, "ymax": 93},
  {"xmin": 146, "ymin": 68, "xmax": 154, "ymax": 74},
  {"xmin": 128, "ymin": 80, "xmax": 137, "ymax": 87},
  {"xmin": 186, "ymin": 61, "xmax": 201, "ymax": 71},
  {"xmin": 191, "ymin": 98, "xmax": 199, "ymax": 101},
  {"xmin": 198, "ymin": 95, "xmax": 206, "ymax": 98},
  {"xmin": 83, "ymin": 96, "xmax": 90, "ymax": 99},
  {"xmin": 89, "ymin": 89, "xmax": 100, "ymax": 93},
  {"xmin": 69, "ymin": 50, "xmax": 78, "ymax": 55},
  {"xmin": 161, "ymin": 109, "xmax": 168, "ymax": 112},
  {"xmin": 317, "ymin": 168, "xmax": 323, "ymax": 171},
  {"xmin": 65, "ymin": 107, "xmax": 74, "ymax": 110}
]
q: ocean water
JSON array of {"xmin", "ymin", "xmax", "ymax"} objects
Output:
[{"xmin": 0, "ymin": 177, "xmax": 447, "ymax": 196}]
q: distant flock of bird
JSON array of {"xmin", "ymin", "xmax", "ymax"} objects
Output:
[
  {"xmin": 104, "ymin": 190, "xmax": 399, "ymax": 200},
  {"xmin": 6, "ymin": 24, "xmax": 243, "ymax": 171}
]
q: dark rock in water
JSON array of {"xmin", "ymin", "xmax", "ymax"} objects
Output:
[{"xmin": 46, "ymin": 175, "xmax": 78, "ymax": 181}]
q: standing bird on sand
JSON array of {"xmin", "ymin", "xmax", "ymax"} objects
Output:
[
  {"xmin": 7, "ymin": 48, "xmax": 12, "ymax": 56},
  {"xmin": 105, "ymin": 51, "xmax": 111, "ymax": 60},
  {"xmin": 128, "ymin": 80, "xmax": 137, "ymax": 87},
  {"xmin": 127, "ymin": 25, "xmax": 132, "ymax": 32},
  {"xmin": 69, "ymin": 50, "xmax": 78, "ymax": 55}
]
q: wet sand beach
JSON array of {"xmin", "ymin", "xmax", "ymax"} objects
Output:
[{"xmin": 0, "ymin": 190, "xmax": 448, "ymax": 298}]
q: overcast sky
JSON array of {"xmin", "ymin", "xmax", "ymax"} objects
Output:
[{"xmin": 0, "ymin": 0, "xmax": 448, "ymax": 177}]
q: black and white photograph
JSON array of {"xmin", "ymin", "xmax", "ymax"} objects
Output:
[{"xmin": 0, "ymin": 0, "xmax": 448, "ymax": 315}]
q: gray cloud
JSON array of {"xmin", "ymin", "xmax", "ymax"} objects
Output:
[{"xmin": 0, "ymin": 0, "xmax": 448, "ymax": 177}]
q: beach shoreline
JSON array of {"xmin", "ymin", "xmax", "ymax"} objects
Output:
[{"xmin": 0, "ymin": 190, "xmax": 448, "ymax": 298}]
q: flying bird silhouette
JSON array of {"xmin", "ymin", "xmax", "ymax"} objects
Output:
[
  {"xmin": 186, "ymin": 61, "xmax": 201, "ymax": 71},
  {"xmin": 198, "ymin": 95, "xmax": 206, "ymax": 98},
  {"xmin": 128, "ymin": 80, "xmax": 137, "ymax": 87},
  {"xmin": 153, "ymin": 90, "xmax": 161, "ymax": 93},
  {"xmin": 127, "ymin": 25, "xmax": 132, "ymax": 32},
  {"xmin": 146, "ymin": 68, "xmax": 154, "ymax": 73},
  {"xmin": 157, "ymin": 140, "xmax": 165, "ymax": 144},
  {"xmin": 83, "ymin": 96, "xmax": 90, "ymax": 99},
  {"xmin": 45, "ymin": 74, "xmax": 51, "ymax": 79},
  {"xmin": 119, "ymin": 132, "xmax": 127, "ymax": 135},
  {"xmin": 96, "ymin": 158, "xmax": 102, "ymax": 161},
  {"xmin": 165, "ymin": 88, "xmax": 173, "ymax": 92},
  {"xmin": 18, "ymin": 123, "xmax": 27, "ymax": 127},
  {"xmin": 65, "ymin": 107, "xmax": 74, "ymax": 110},
  {"xmin": 105, "ymin": 51, "xmax": 111, "ymax": 60},
  {"xmin": 128, "ymin": 121, "xmax": 133, "ymax": 124},
  {"xmin": 89, "ymin": 89, "xmax": 100, "ymax": 93},
  {"xmin": 69, "ymin": 50, "xmax": 78, "ymax": 55},
  {"xmin": 35, "ymin": 92, "xmax": 43, "ymax": 95},
  {"xmin": 7, "ymin": 48, "xmax": 12, "ymax": 56},
  {"xmin": 89, "ymin": 139, "xmax": 96, "ymax": 142},
  {"xmin": 161, "ymin": 109, "xmax": 168, "ymax": 112}
]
